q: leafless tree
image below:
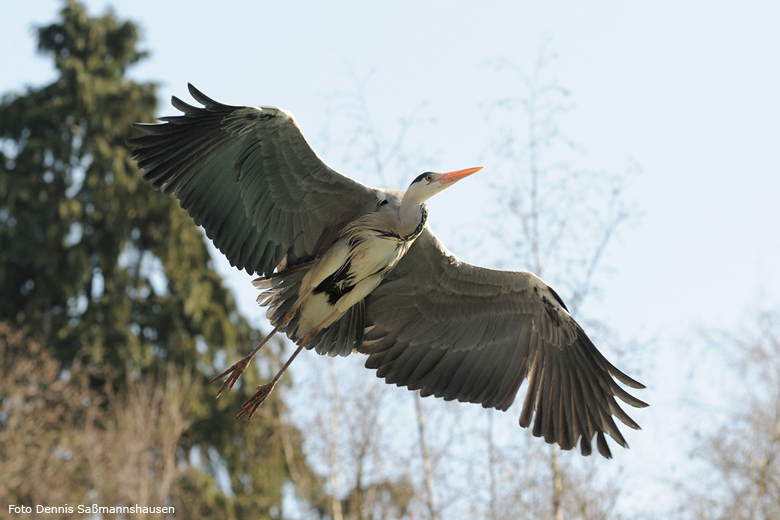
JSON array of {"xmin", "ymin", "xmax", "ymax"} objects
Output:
[
  {"xmin": 286, "ymin": 45, "xmax": 641, "ymax": 519},
  {"xmin": 288, "ymin": 63, "xmax": 441, "ymax": 520},
  {"xmin": 481, "ymin": 40, "xmax": 641, "ymax": 520},
  {"xmin": 81, "ymin": 366, "xmax": 192, "ymax": 514},
  {"xmin": 0, "ymin": 323, "xmax": 190, "ymax": 518},
  {"xmin": 678, "ymin": 310, "xmax": 780, "ymax": 520},
  {"xmin": 0, "ymin": 323, "xmax": 91, "ymax": 512},
  {"xmin": 295, "ymin": 354, "xmax": 419, "ymax": 520},
  {"xmin": 317, "ymin": 65, "xmax": 435, "ymax": 190}
]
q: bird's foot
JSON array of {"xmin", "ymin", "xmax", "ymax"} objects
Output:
[
  {"xmin": 232, "ymin": 344, "xmax": 304, "ymax": 419},
  {"xmin": 213, "ymin": 357, "xmax": 252, "ymax": 397},
  {"xmin": 236, "ymin": 381, "xmax": 277, "ymax": 419}
]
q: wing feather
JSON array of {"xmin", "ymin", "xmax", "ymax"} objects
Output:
[
  {"xmin": 490, "ymin": 325, "xmax": 532, "ymax": 410},
  {"xmin": 363, "ymin": 226, "xmax": 647, "ymax": 457},
  {"xmin": 388, "ymin": 343, "xmax": 432, "ymax": 385},
  {"xmin": 421, "ymin": 349, "xmax": 469, "ymax": 399},
  {"xmin": 462, "ymin": 349, "xmax": 499, "ymax": 402},
  {"xmin": 129, "ymin": 84, "xmax": 377, "ymax": 275},
  {"xmin": 407, "ymin": 348, "xmax": 449, "ymax": 390}
]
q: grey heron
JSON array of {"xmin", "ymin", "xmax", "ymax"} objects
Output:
[{"xmin": 129, "ymin": 84, "xmax": 646, "ymax": 458}]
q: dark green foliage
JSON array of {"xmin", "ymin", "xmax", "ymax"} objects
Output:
[
  {"xmin": 0, "ymin": 2, "xmax": 321, "ymax": 517},
  {"xmin": 0, "ymin": 0, "xmax": 219, "ymax": 374}
]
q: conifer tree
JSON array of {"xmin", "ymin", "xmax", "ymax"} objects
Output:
[{"xmin": 0, "ymin": 2, "xmax": 321, "ymax": 517}]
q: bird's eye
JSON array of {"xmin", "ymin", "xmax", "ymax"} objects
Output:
[{"xmin": 425, "ymin": 174, "xmax": 433, "ymax": 182}]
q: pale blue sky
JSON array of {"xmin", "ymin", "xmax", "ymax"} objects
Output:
[
  {"xmin": 5, "ymin": 1, "xmax": 778, "ymax": 332},
  {"xmin": 3, "ymin": 0, "xmax": 780, "ymax": 515}
]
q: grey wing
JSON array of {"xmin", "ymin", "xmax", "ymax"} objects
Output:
[
  {"xmin": 362, "ymin": 227, "xmax": 647, "ymax": 458},
  {"xmin": 129, "ymin": 84, "xmax": 377, "ymax": 276}
]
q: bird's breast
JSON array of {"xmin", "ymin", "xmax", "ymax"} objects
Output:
[
  {"xmin": 311, "ymin": 232, "xmax": 409, "ymax": 307},
  {"xmin": 347, "ymin": 233, "xmax": 409, "ymax": 280}
]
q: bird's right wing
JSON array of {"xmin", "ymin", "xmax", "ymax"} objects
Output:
[
  {"xmin": 362, "ymin": 227, "xmax": 647, "ymax": 458},
  {"xmin": 129, "ymin": 84, "xmax": 377, "ymax": 276}
]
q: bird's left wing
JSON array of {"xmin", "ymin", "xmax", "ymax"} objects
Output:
[
  {"xmin": 362, "ymin": 227, "xmax": 647, "ymax": 458},
  {"xmin": 129, "ymin": 84, "xmax": 377, "ymax": 276}
]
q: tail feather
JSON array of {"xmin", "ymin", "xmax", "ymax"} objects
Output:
[
  {"xmin": 253, "ymin": 262, "xmax": 366, "ymax": 356},
  {"xmin": 253, "ymin": 262, "xmax": 312, "ymax": 326},
  {"xmin": 309, "ymin": 299, "xmax": 366, "ymax": 356}
]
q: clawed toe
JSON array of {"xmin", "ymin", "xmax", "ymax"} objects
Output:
[
  {"xmin": 213, "ymin": 357, "xmax": 251, "ymax": 397},
  {"xmin": 236, "ymin": 381, "xmax": 277, "ymax": 419}
]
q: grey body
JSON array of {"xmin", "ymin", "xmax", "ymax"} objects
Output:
[{"xmin": 129, "ymin": 84, "xmax": 647, "ymax": 458}]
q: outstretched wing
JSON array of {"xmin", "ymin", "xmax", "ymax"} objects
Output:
[
  {"xmin": 362, "ymin": 227, "xmax": 647, "ymax": 458},
  {"xmin": 129, "ymin": 84, "xmax": 377, "ymax": 275}
]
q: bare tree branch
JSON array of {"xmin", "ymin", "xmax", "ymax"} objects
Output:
[
  {"xmin": 483, "ymin": 41, "xmax": 641, "ymax": 520},
  {"xmin": 680, "ymin": 311, "xmax": 780, "ymax": 519}
]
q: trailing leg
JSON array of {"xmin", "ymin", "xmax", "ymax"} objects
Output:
[
  {"xmin": 212, "ymin": 288, "xmax": 314, "ymax": 396},
  {"xmin": 237, "ymin": 344, "xmax": 305, "ymax": 419},
  {"xmin": 236, "ymin": 306, "xmax": 343, "ymax": 418},
  {"xmin": 213, "ymin": 324, "xmax": 282, "ymax": 396}
]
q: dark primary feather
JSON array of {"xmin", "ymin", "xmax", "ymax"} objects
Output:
[
  {"xmin": 128, "ymin": 83, "xmax": 376, "ymax": 276},
  {"xmin": 362, "ymin": 227, "xmax": 647, "ymax": 458}
]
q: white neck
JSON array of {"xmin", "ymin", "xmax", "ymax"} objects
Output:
[
  {"xmin": 398, "ymin": 186, "xmax": 430, "ymax": 235},
  {"xmin": 398, "ymin": 201, "xmax": 423, "ymax": 233}
]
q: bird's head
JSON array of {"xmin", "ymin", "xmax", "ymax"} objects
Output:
[{"xmin": 400, "ymin": 167, "xmax": 483, "ymax": 211}]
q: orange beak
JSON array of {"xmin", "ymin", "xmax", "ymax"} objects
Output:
[{"xmin": 438, "ymin": 166, "xmax": 483, "ymax": 184}]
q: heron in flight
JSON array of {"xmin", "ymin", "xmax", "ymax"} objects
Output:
[{"xmin": 129, "ymin": 84, "xmax": 646, "ymax": 458}]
